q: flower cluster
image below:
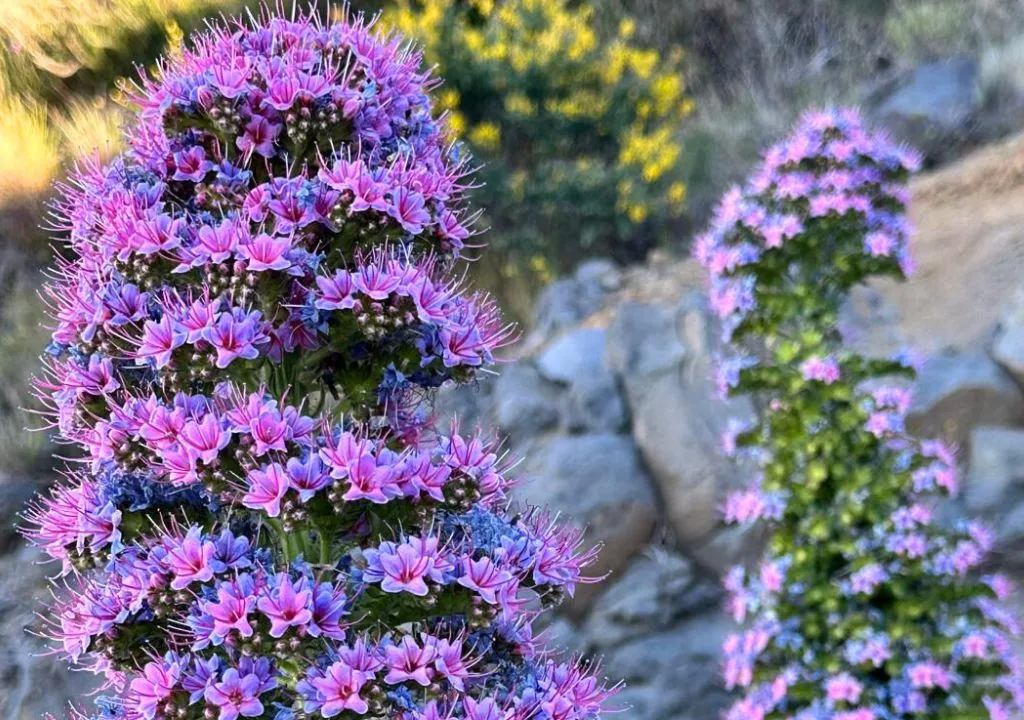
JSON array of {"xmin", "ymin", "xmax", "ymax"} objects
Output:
[
  {"xmin": 22, "ymin": 8, "xmax": 614, "ymax": 720},
  {"xmin": 698, "ymin": 108, "xmax": 1024, "ymax": 720}
]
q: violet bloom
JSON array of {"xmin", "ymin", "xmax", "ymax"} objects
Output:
[
  {"xmin": 800, "ymin": 355, "xmax": 841, "ymax": 384},
  {"xmin": 173, "ymin": 146, "xmax": 213, "ymax": 182},
  {"xmin": 365, "ymin": 541, "xmax": 431, "ymax": 596},
  {"xmin": 179, "ymin": 414, "xmax": 231, "ymax": 465},
  {"xmin": 825, "ymin": 673, "xmax": 863, "ymax": 704},
  {"xmin": 256, "ymin": 573, "xmax": 313, "ymax": 638},
  {"xmin": 285, "ymin": 454, "xmax": 331, "ymax": 502},
  {"xmin": 203, "ymin": 310, "xmax": 266, "ymax": 368},
  {"xmin": 388, "ymin": 188, "xmax": 432, "ymax": 234},
  {"xmin": 239, "ymin": 233, "xmax": 292, "ymax": 272},
  {"xmin": 136, "ymin": 316, "xmax": 188, "ymax": 368},
  {"xmin": 237, "ymin": 116, "xmax": 280, "ymax": 159},
  {"xmin": 242, "ymin": 464, "xmax": 289, "ymax": 517},
  {"xmin": 163, "ymin": 526, "xmax": 219, "ymax": 590},
  {"xmin": 130, "ymin": 655, "xmax": 183, "ymax": 720},
  {"xmin": 383, "ymin": 635, "xmax": 437, "ymax": 686},
  {"xmin": 204, "ymin": 669, "xmax": 265, "ymax": 720},
  {"xmin": 311, "ymin": 661, "xmax": 369, "ymax": 717},
  {"xmin": 456, "ymin": 555, "xmax": 510, "ymax": 605},
  {"xmin": 205, "ymin": 578, "xmax": 256, "ymax": 642}
]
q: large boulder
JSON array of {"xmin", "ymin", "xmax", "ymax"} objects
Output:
[
  {"xmin": 521, "ymin": 259, "xmax": 621, "ymax": 355},
  {"xmin": 601, "ymin": 609, "xmax": 733, "ymax": 720},
  {"xmin": 491, "ymin": 362, "xmax": 562, "ymax": 441},
  {"xmin": 991, "ymin": 285, "xmax": 1024, "ymax": 389},
  {"xmin": 536, "ymin": 327, "xmax": 607, "ymax": 384},
  {"xmin": 874, "ymin": 57, "xmax": 982, "ymax": 163},
  {"xmin": 519, "ymin": 433, "xmax": 658, "ymax": 616},
  {"xmin": 580, "ymin": 549, "xmax": 720, "ymax": 650},
  {"xmin": 607, "ymin": 296, "xmax": 756, "ymax": 571},
  {"xmin": 963, "ymin": 426, "xmax": 1024, "ymax": 564},
  {"xmin": 907, "ymin": 350, "xmax": 1024, "ymax": 456}
]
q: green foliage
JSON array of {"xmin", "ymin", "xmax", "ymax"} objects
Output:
[{"xmin": 384, "ymin": 0, "xmax": 691, "ymax": 287}]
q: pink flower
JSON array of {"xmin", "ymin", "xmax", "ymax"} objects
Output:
[
  {"xmin": 239, "ymin": 234, "xmax": 292, "ymax": 272},
  {"xmin": 136, "ymin": 316, "xmax": 188, "ymax": 368},
  {"xmin": 202, "ymin": 310, "xmax": 266, "ymax": 368},
  {"xmin": 367, "ymin": 542, "xmax": 431, "ymax": 596},
  {"xmin": 237, "ymin": 116, "xmax": 280, "ymax": 159},
  {"xmin": 242, "ymin": 464, "xmax": 289, "ymax": 517},
  {"xmin": 179, "ymin": 414, "xmax": 231, "ymax": 465},
  {"xmin": 257, "ymin": 573, "xmax": 312, "ymax": 638},
  {"xmin": 800, "ymin": 355, "xmax": 841, "ymax": 384},
  {"xmin": 311, "ymin": 661, "xmax": 369, "ymax": 716},
  {"xmin": 163, "ymin": 526, "xmax": 218, "ymax": 590},
  {"xmin": 456, "ymin": 555, "xmax": 510, "ymax": 605},
  {"xmin": 826, "ymin": 673, "xmax": 862, "ymax": 704},
  {"xmin": 383, "ymin": 635, "xmax": 436, "ymax": 686},
  {"xmin": 388, "ymin": 188, "xmax": 431, "ymax": 234},
  {"xmin": 204, "ymin": 669, "xmax": 264, "ymax": 720},
  {"xmin": 130, "ymin": 656, "xmax": 183, "ymax": 720}
]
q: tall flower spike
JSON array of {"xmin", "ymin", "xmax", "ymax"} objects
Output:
[
  {"xmin": 700, "ymin": 107, "xmax": 1023, "ymax": 720},
  {"xmin": 21, "ymin": 6, "xmax": 614, "ymax": 720}
]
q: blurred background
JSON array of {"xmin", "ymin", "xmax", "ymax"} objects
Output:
[{"xmin": 6, "ymin": 0, "xmax": 1024, "ymax": 717}]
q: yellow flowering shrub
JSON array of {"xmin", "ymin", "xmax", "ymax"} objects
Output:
[{"xmin": 385, "ymin": 0, "xmax": 692, "ymax": 277}]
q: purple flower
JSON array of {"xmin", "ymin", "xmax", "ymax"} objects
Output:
[
  {"xmin": 242, "ymin": 464, "xmax": 289, "ymax": 517},
  {"xmin": 257, "ymin": 573, "xmax": 313, "ymax": 638},
  {"xmin": 203, "ymin": 309, "xmax": 266, "ymax": 368},
  {"xmin": 799, "ymin": 355, "xmax": 840, "ymax": 384},
  {"xmin": 310, "ymin": 661, "xmax": 369, "ymax": 716},
  {"xmin": 163, "ymin": 526, "xmax": 218, "ymax": 589},
  {"xmin": 237, "ymin": 116, "xmax": 280, "ymax": 158},
  {"xmin": 136, "ymin": 316, "xmax": 188, "ymax": 368},
  {"xmin": 204, "ymin": 669, "xmax": 265, "ymax": 720}
]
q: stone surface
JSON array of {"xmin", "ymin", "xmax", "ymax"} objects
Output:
[
  {"xmin": 964, "ymin": 426, "xmax": 1024, "ymax": 561},
  {"xmin": 601, "ymin": 610, "xmax": 733, "ymax": 720},
  {"xmin": 520, "ymin": 434, "xmax": 658, "ymax": 615},
  {"xmin": 0, "ymin": 545, "xmax": 99, "ymax": 720},
  {"xmin": 907, "ymin": 350, "xmax": 1024, "ymax": 456},
  {"xmin": 522, "ymin": 260, "xmax": 620, "ymax": 355},
  {"xmin": 876, "ymin": 57, "xmax": 982, "ymax": 162},
  {"xmin": 608, "ymin": 299, "xmax": 755, "ymax": 570},
  {"xmin": 581, "ymin": 549, "xmax": 720, "ymax": 649},
  {"xmin": 492, "ymin": 362, "xmax": 561, "ymax": 440},
  {"xmin": 562, "ymin": 371, "xmax": 628, "ymax": 434},
  {"xmin": 992, "ymin": 284, "xmax": 1024, "ymax": 389},
  {"xmin": 536, "ymin": 327, "xmax": 607, "ymax": 384}
]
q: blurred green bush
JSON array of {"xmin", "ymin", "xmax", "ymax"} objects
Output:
[{"xmin": 383, "ymin": 0, "xmax": 691, "ymax": 301}]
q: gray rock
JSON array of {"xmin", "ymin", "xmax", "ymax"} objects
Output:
[
  {"xmin": 608, "ymin": 299, "xmax": 755, "ymax": 570},
  {"xmin": 907, "ymin": 350, "xmax": 1024, "ymax": 456},
  {"xmin": 875, "ymin": 57, "xmax": 981, "ymax": 162},
  {"xmin": 562, "ymin": 371, "xmax": 628, "ymax": 434},
  {"xmin": 992, "ymin": 285, "xmax": 1024, "ymax": 389},
  {"xmin": 432, "ymin": 379, "xmax": 493, "ymax": 434},
  {"xmin": 522, "ymin": 261, "xmax": 618, "ymax": 354},
  {"xmin": 0, "ymin": 545, "xmax": 99, "ymax": 720},
  {"xmin": 605, "ymin": 302, "xmax": 687, "ymax": 382},
  {"xmin": 0, "ymin": 474, "xmax": 43, "ymax": 552},
  {"xmin": 964, "ymin": 426, "xmax": 1024, "ymax": 561},
  {"xmin": 573, "ymin": 258, "xmax": 622, "ymax": 292},
  {"xmin": 521, "ymin": 434, "xmax": 658, "ymax": 615},
  {"xmin": 601, "ymin": 610, "xmax": 732, "ymax": 720},
  {"xmin": 536, "ymin": 327, "xmax": 607, "ymax": 384},
  {"xmin": 492, "ymin": 363, "xmax": 561, "ymax": 440},
  {"xmin": 581, "ymin": 549, "xmax": 720, "ymax": 649}
]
